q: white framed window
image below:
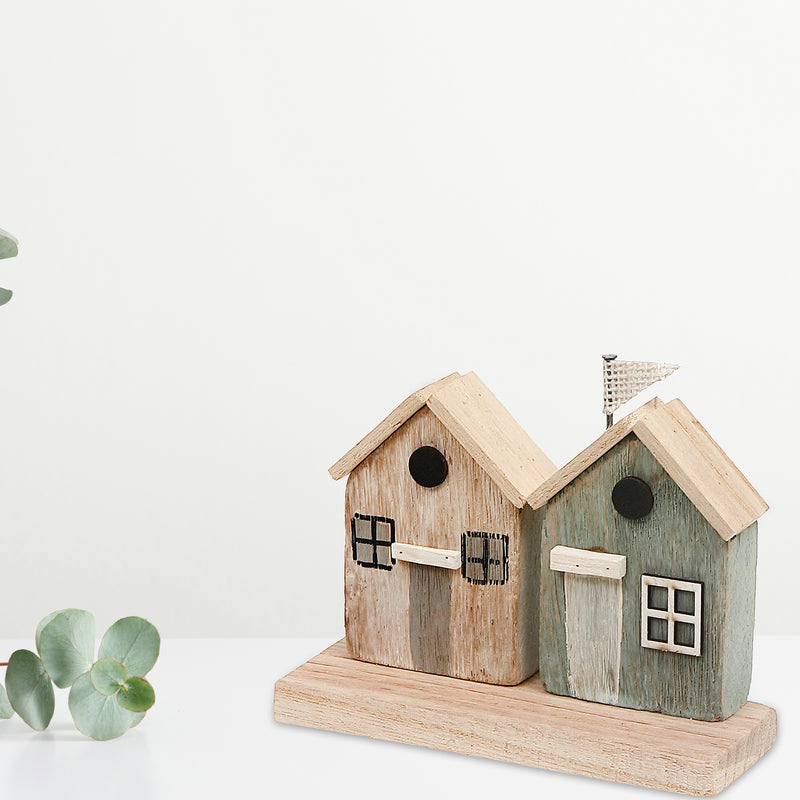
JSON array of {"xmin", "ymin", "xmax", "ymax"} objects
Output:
[{"xmin": 641, "ymin": 575, "xmax": 702, "ymax": 657}]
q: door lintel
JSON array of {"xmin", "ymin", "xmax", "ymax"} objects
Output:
[{"xmin": 550, "ymin": 545, "xmax": 626, "ymax": 580}]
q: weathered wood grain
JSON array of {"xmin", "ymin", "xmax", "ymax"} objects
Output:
[
  {"xmin": 329, "ymin": 373, "xmax": 460, "ymax": 480},
  {"xmin": 550, "ymin": 545, "xmax": 627, "ymax": 579},
  {"xmin": 409, "ymin": 563, "xmax": 450, "ymax": 675},
  {"xmin": 540, "ymin": 434, "xmax": 757, "ymax": 720},
  {"xmin": 528, "ymin": 399, "xmax": 662, "ymax": 509},
  {"xmin": 664, "ymin": 399, "xmax": 767, "ymax": 527},
  {"xmin": 564, "ymin": 573, "xmax": 622, "ymax": 704},
  {"xmin": 529, "ymin": 397, "xmax": 767, "ymax": 542},
  {"xmin": 332, "ymin": 371, "xmax": 556, "ymax": 507},
  {"xmin": 427, "ymin": 371, "xmax": 556, "ymax": 507},
  {"xmin": 344, "ymin": 406, "xmax": 534, "ymax": 684},
  {"xmin": 274, "ymin": 640, "xmax": 777, "ymax": 796},
  {"xmin": 392, "ymin": 542, "xmax": 461, "ymax": 569},
  {"xmin": 634, "ymin": 408, "xmax": 751, "ymax": 541}
]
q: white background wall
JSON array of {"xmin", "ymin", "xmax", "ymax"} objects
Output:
[{"xmin": 0, "ymin": 1, "xmax": 797, "ymax": 638}]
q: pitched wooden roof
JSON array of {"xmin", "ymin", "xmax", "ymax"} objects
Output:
[
  {"xmin": 527, "ymin": 398, "xmax": 768, "ymax": 541},
  {"xmin": 329, "ymin": 372, "xmax": 556, "ymax": 508}
]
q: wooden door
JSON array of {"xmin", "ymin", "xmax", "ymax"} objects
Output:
[
  {"xmin": 408, "ymin": 563, "xmax": 451, "ymax": 675},
  {"xmin": 564, "ymin": 574, "xmax": 622, "ymax": 704},
  {"xmin": 550, "ymin": 545, "xmax": 626, "ymax": 705}
]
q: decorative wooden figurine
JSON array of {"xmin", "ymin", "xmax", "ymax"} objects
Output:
[
  {"xmin": 530, "ymin": 395, "xmax": 766, "ymax": 721},
  {"xmin": 275, "ymin": 362, "xmax": 777, "ymax": 796},
  {"xmin": 328, "ymin": 371, "xmax": 555, "ymax": 684}
]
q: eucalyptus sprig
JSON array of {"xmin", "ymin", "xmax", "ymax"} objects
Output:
[
  {"xmin": 0, "ymin": 226, "xmax": 18, "ymax": 306},
  {"xmin": 0, "ymin": 610, "xmax": 159, "ymax": 740}
]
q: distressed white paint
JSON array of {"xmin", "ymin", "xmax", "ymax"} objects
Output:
[
  {"xmin": 641, "ymin": 575, "xmax": 702, "ymax": 657},
  {"xmin": 550, "ymin": 545, "xmax": 626, "ymax": 580},
  {"xmin": 391, "ymin": 542, "xmax": 461, "ymax": 570},
  {"xmin": 564, "ymin": 573, "xmax": 623, "ymax": 704}
]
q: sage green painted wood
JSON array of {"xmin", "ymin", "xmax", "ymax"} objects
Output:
[
  {"xmin": 540, "ymin": 433, "xmax": 757, "ymax": 721},
  {"xmin": 518, "ymin": 504, "xmax": 542, "ymax": 681},
  {"xmin": 563, "ymin": 573, "xmax": 622, "ymax": 703},
  {"xmin": 0, "ymin": 228, "xmax": 18, "ymax": 260},
  {"xmin": 721, "ymin": 523, "xmax": 757, "ymax": 718}
]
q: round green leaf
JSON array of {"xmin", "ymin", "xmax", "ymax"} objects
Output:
[
  {"xmin": 90, "ymin": 658, "xmax": 127, "ymax": 696},
  {"xmin": 38, "ymin": 609, "xmax": 96, "ymax": 688},
  {"xmin": 0, "ymin": 228, "xmax": 18, "ymax": 260},
  {"xmin": 117, "ymin": 677, "xmax": 155, "ymax": 712},
  {"xmin": 35, "ymin": 610, "xmax": 65, "ymax": 653},
  {"xmin": 69, "ymin": 672, "xmax": 144, "ymax": 740},
  {"xmin": 0, "ymin": 683, "xmax": 14, "ymax": 719},
  {"xmin": 5, "ymin": 650, "xmax": 55, "ymax": 731},
  {"xmin": 0, "ymin": 288, "xmax": 11, "ymax": 306},
  {"xmin": 98, "ymin": 617, "xmax": 160, "ymax": 677}
]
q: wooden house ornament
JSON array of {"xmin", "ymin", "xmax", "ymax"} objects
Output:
[
  {"xmin": 528, "ymin": 396, "xmax": 768, "ymax": 721},
  {"xmin": 275, "ymin": 365, "xmax": 777, "ymax": 796},
  {"xmin": 328, "ymin": 371, "xmax": 556, "ymax": 684}
]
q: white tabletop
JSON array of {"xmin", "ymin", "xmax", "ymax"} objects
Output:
[{"xmin": 0, "ymin": 637, "xmax": 793, "ymax": 798}]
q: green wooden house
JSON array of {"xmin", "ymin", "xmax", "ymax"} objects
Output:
[{"xmin": 527, "ymin": 397, "xmax": 768, "ymax": 721}]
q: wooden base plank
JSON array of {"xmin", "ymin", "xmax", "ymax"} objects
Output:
[{"xmin": 273, "ymin": 640, "xmax": 777, "ymax": 796}]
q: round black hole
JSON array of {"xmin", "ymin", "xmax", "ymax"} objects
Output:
[
  {"xmin": 408, "ymin": 446, "xmax": 448, "ymax": 488},
  {"xmin": 612, "ymin": 476, "xmax": 654, "ymax": 519}
]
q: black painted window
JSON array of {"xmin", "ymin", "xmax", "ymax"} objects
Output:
[
  {"xmin": 461, "ymin": 532, "xmax": 508, "ymax": 585},
  {"xmin": 351, "ymin": 513, "xmax": 395, "ymax": 570}
]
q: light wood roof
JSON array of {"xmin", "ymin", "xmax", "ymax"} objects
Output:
[
  {"xmin": 527, "ymin": 398, "xmax": 768, "ymax": 541},
  {"xmin": 328, "ymin": 373, "xmax": 460, "ymax": 482},
  {"xmin": 329, "ymin": 372, "xmax": 556, "ymax": 508}
]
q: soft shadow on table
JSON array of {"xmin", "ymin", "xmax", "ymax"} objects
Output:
[{"xmin": 0, "ymin": 724, "xmax": 156, "ymax": 797}]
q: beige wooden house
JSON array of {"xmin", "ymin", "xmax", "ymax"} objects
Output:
[{"xmin": 329, "ymin": 372, "xmax": 556, "ymax": 684}]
